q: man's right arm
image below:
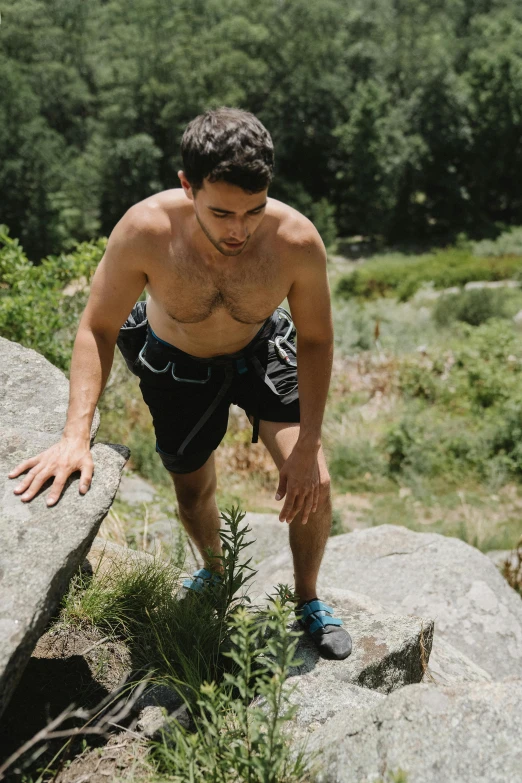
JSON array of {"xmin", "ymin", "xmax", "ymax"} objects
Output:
[{"xmin": 8, "ymin": 205, "xmax": 162, "ymax": 506}]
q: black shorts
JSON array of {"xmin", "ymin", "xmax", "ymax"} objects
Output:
[{"xmin": 116, "ymin": 301, "xmax": 300, "ymax": 474}]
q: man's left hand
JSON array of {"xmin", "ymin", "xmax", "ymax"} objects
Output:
[{"xmin": 275, "ymin": 443, "xmax": 321, "ymax": 525}]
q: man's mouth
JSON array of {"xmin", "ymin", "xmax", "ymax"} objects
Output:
[{"xmin": 223, "ymin": 240, "xmax": 245, "ymax": 249}]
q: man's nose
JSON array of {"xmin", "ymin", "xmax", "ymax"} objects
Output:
[{"xmin": 228, "ymin": 218, "xmax": 247, "ymax": 239}]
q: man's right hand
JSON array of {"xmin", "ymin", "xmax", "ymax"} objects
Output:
[{"xmin": 8, "ymin": 437, "xmax": 94, "ymax": 506}]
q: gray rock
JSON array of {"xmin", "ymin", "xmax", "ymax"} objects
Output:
[
  {"xmin": 0, "ymin": 337, "xmax": 128, "ymax": 718},
  {"xmin": 136, "ymin": 705, "xmax": 169, "ymax": 738},
  {"xmin": 117, "ymin": 472, "xmax": 158, "ymax": 505},
  {"xmin": 259, "ymin": 587, "xmax": 432, "ymax": 747},
  {"xmin": 132, "ymin": 683, "xmax": 185, "ymax": 715},
  {"xmin": 464, "ymin": 279, "xmax": 519, "ymax": 290},
  {"xmin": 84, "ymin": 537, "xmax": 156, "ymax": 579},
  {"xmin": 242, "ymin": 512, "xmax": 289, "ymax": 565},
  {"xmin": 307, "ymin": 681, "xmax": 522, "ymax": 783},
  {"xmin": 424, "ymin": 637, "xmax": 492, "ymax": 686},
  {"xmin": 250, "ymin": 525, "xmax": 522, "ymax": 680},
  {"xmin": 513, "ymin": 309, "xmax": 522, "ymax": 327},
  {"xmin": 287, "ymin": 587, "xmax": 433, "ymax": 694}
]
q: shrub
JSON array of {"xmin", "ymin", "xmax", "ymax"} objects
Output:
[
  {"xmin": 65, "ymin": 507, "xmax": 312, "ymax": 783},
  {"xmin": 0, "ymin": 225, "xmax": 105, "ymax": 371},
  {"xmin": 151, "ymin": 597, "xmax": 311, "ymax": 783},
  {"xmin": 472, "ymin": 227, "xmax": 522, "ymax": 258},
  {"xmin": 433, "ymin": 288, "xmax": 510, "ymax": 327},
  {"xmin": 329, "ymin": 440, "xmax": 388, "ymax": 490},
  {"xmin": 335, "ymin": 247, "xmax": 522, "ymax": 302}
]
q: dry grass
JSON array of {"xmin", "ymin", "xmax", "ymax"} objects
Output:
[{"xmin": 501, "ymin": 535, "xmax": 522, "ymax": 596}]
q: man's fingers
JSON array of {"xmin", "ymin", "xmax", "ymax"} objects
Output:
[
  {"xmin": 19, "ymin": 470, "xmax": 52, "ymax": 502},
  {"xmin": 285, "ymin": 490, "xmax": 306, "ymax": 524},
  {"xmin": 13, "ymin": 468, "xmax": 39, "ymax": 494},
  {"xmin": 312, "ymin": 485, "xmax": 320, "ymax": 513},
  {"xmin": 9, "ymin": 457, "xmax": 39, "ymax": 480},
  {"xmin": 46, "ymin": 473, "xmax": 69, "ymax": 507},
  {"xmin": 275, "ymin": 474, "xmax": 287, "ymax": 502},
  {"xmin": 79, "ymin": 463, "xmax": 94, "ymax": 494},
  {"xmin": 300, "ymin": 494, "xmax": 315, "ymax": 526},
  {"xmin": 280, "ymin": 487, "xmax": 299, "ymax": 522}
]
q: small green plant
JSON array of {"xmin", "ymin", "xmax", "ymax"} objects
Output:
[
  {"xmin": 18, "ymin": 507, "xmax": 314, "ymax": 782},
  {"xmin": 61, "ymin": 507, "xmax": 260, "ymax": 701},
  {"xmin": 500, "ymin": 535, "xmax": 522, "ymax": 596},
  {"xmin": 150, "ymin": 595, "xmax": 311, "ymax": 783}
]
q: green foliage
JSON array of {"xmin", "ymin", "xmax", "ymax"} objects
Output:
[
  {"xmin": 336, "ymin": 247, "xmax": 522, "ymax": 302},
  {"xmin": 151, "ymin": 598, "xmax": 310, "ymax": 783},
  {"xmin": 329, "ymin": 440, "xmax": 388, "ymax": 491},
  {"xmin": 386, "ymin": 319, "xmax": 522, "ymax": 484},
  {"xmin": 473, "ymin": 227, "xmax": 522, "ymax": 258},
  {"xmin": 62, "ymin": 507, "xmax": 259, "ymax": 696},
  {"xmin": 433, "ymin": 288, "xmax": 510, "ymax": 327},
  {"xmin": 2, "ymin": 0, "xmax": 522, "ymax": 254},
  {"xmin": 61, "ymin": 507, "xmax": 311, "ymax": 782},
  {"xmin": 0, "ymin": 226, "xmax": 105, "ymax": 370}
]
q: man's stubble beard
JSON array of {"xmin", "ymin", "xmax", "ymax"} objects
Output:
[{"xmin": 194, "ymin": 209, "xmax": 251, "ymax": 258}]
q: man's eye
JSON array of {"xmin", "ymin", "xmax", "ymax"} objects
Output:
[{"xmin": 213, "ymin": 213, "xmax": 228, "ymax": 219}]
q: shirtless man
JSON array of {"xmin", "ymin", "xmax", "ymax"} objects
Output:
[{"xmin": 9, "ymin": 107, "xmax": 352, "ymax": 660}]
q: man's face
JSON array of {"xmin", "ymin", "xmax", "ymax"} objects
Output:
[{"xmin": 179, "ymin": 173, "xmax": 268, "ymax": 257}]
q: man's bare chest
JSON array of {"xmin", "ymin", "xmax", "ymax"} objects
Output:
[{"xmin": 147, "ymin": 246, "xmax": 289, "ymax": 325}]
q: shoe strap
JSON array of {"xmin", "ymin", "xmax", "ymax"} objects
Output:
[
  {"xmin": 298, "ymin": 599, "xmax": 344, "ymax": 634},
  {"xmin": 182, "ymin": 568, "xmax": 222, "ymax": 592},
  {"xmin": 299, "ymin": 600, "xmax": 334, "ymax": 619},
  {"xmin": 308, "ymin": 616, "xmax": 343, "ymax": 634}
]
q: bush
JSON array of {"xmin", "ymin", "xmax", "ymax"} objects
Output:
[
  {"xmin": 329, "ymin": 440, "xmax": 388, "ymax": 490},
  {"xmin": 433, "ymin": 288, "xmax": 510, "ymax": 327},
  {"xmin": 472, "ymin": 227, "xmax": 522, "ymax": 258},
  {"xmin": 335, "ymin": 247, "xmax": 522, "ymax": 302},
  {"xmin": 0, "ymin": 225, "xmax": 105, "ymax": 371}
]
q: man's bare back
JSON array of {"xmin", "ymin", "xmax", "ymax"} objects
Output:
[{"xmin": 135, "ymin": 185, "xmax": 308, "ymax": 357}]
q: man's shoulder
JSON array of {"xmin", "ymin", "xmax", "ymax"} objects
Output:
[
  {"xmin": 268, "ymin": 197, "xmax": 323, "ymax": 252},
  {"xmin": 122, "ymin": 189, "xmax": 184, "ymax": 241}
]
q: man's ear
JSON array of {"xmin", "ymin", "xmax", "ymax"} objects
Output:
[{"xmin": 178, "ymin": 170, "xmax": 194, "ymax": 201}]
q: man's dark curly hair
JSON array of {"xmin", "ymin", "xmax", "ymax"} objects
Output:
[{"xmin": 181, "ymin": 107, "xmax": 274, "ymax": 194}]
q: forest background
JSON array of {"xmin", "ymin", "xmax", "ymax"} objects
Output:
[{"xmin": 2, "ymin": 0, "xmax": 522, "ymax": 260}]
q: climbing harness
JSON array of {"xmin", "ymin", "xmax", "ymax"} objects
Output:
[
  {"xmin": 128, "ymin": 305, "xmax": 297, "ymax": 457},
  {"xmin": 270, "ymin": 309, "xmax": 297, "ymax": 368}
]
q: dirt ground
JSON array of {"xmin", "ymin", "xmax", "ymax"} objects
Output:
[{"xmin": 0, "ymin": 623, "xmax": 153, "ymax": 783}]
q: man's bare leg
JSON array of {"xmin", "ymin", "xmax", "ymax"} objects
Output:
[
  {"xmin": 254, "ymin": 420, "xmax": 332, "ymax": 604},
  {"xmin": 169, "ymin": 452, "xmax": 224, "ymax": 575}
]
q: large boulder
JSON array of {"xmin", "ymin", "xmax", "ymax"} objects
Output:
[
  {"xmin": 307, "ymin": 680, "xmax": 522, "ymax": 783},
  {"xmin": 249, "ymin": 525, "xmax": 522, "ymax": 680},
  {"xmin": 0, "ymin": 337, "xmax": 128, "ymax": 718},
  {"xmin": 258, "ymin": 586, "xmax": 433, "ymax": 747}
]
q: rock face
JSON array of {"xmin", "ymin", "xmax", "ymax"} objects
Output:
[
  {"xmin": 242, "ymin": 512, "xmax": 290, "ymax": 566},
  {"xmin": 250, "ymin": 524, "xmax": 522, "ymax": 680},
  {"xmin": 0, "ymin": 337, "xmax": 128, "ymax": 718},
  {"xmin": 307, "ymin": 681, "xmax": 522, "ymax": 783},
  {"xmin": 263, "ymin": 586, "xmax": 433, "ymax": 747}
]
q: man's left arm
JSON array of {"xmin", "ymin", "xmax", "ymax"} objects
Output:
[{"xmin": 275, "ymin": 230, "xmax": 333, "ymax": 524}]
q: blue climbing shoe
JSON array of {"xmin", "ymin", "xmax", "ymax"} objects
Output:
[
  {"xmin": 181, "ymin": 567, "xmax": 223, "ymax": 595},
  {"xmin": 296, "ymin": 599, "xmax": 352, "ymax": 660}
]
